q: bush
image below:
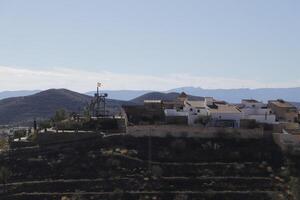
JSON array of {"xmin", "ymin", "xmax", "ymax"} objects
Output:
[
  {"xmin": 109, "ymin": 188, "xmax": 124, "ymax": 200},
  {"xmin": 13, "ymin": 129, "xmax": 27, "ymax": 140},
  {"xmin": 0, "ymin": 166, "xmax": 11, "ymax": 192},
  {"xmin": 152, "ymin": 165, "xmax": 163, "ymax": 177},
  {"xmin": 171, "ymin": 139, "xmax": 186, "ymax": 152},
  {"xmin": 174, "ymin": 194, "xmax": 188, "ymax": 200},
  {"xmin": 106, "ymin": 158, "xmax": 121, "ymax": 169}
]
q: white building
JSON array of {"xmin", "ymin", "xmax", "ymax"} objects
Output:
[
  {"xmin": 209, "ymin": 102, "xmax": 243, "ymax": 128},
  {"xmin": 240, "ymin": 99, "xmax": 276, "ymax": 124},
  {"xmin": 184, "ymin": 100, "xmax": 210, "ymax": 125},
  {"xmin": 164, "ymin": 93, "xmax": 210, "ymax": 125}
]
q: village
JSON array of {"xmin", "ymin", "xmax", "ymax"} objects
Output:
[
  {"xmin": 124, "ymin": 92, "xmax": 299, "ymax": 129},
  {"xmin": 0, "ymin": 89, "xmax": 298, "ymax": 200}
]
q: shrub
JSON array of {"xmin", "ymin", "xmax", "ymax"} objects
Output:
[
  {"xmin": 109, "ymin": 188, "xmax": 124, "ymax": 200},
  {"xmin": 152, "ymin": 165, "xmax": 163, "ymax": 177},
  {"xmin": 0, "ymin": 166, "xmax": 11, "ymax": 192}
]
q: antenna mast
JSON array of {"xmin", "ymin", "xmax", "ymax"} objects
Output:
[{"xmin": 94, "ymin": 82, "xmax": 108, "ymax": 117}]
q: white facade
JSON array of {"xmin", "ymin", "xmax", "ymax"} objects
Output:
[
  {"xmin": 164, "ymin": 97, "xmax": 277, "ymax": 127},
  {"xmin": 209, "ymin": 104, "xmax": 243, "ymax": 128},
  {"xmin": 240, "ymin": 100, "xmax": 276, "ymax": 124},
  {"xmin": 184, "ymin": 101, "xmax": 209, "ymax": 125},
  {"xmin": 164, "ymin": 99, "xmax": 209, "ymax": 125},
  {"xmin": 164, "ymin": 109, "xmax": 188, "ymax": 117}
]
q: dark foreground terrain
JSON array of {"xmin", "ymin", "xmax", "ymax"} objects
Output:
[{"xmin": 0, "ymin": 134, "xmax": 297, "ymax": 200}]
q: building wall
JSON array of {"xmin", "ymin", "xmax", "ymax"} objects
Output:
[
  {"xmin": 269, "ymin": 104, "xmax": 298, "ymax": 122},
  {"xmin": 244, "ymin": 114, "xmax": 277, "ymax": 124},
  {"xmin": 164, "ymin": 109, "xmax": 188, "ymax": 117},
  {"xmin": 165, "ymin": 116, "xmax": 188, "ymax": 125},
  {"xmin": 123, "ymin": 105, "xmax": 165, "ymax": 124},
  {"xmin": 242, "ymin": 108, "xmax": 272, "ymax": 115},
  {"xmin": 210, "ymin": 112, "xmax": 243, "ymax": 128},
  {"xmin": 183, "ymin": 107, "xmax": 209, "ymax": 125},
  {"xmin": 241, "ymin": 101, "xmax": 276, "ymax": 124},
  {"xmin": 241, "ymin": 100, "xmax": 265, "ymax": 109}
]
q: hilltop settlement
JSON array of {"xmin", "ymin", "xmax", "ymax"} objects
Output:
[{"xmin": 0, "ymin": 88, "xmax": 300, "ymax": 200}]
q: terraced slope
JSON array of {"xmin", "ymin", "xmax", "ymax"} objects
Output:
[{"xmin": 0, "ymin": 136, "xmax": 293, "ymax": 200}]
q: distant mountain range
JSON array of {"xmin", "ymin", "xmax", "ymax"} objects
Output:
[
  {"xmin": 2, "ymin": 87, "xmax": 300, "ymax": 103},
  {"xmin": 0, "ymin": 90, "xmax": 41, "ymax": 100},
  {"xmin": 167, "ymin": 87, "xmax": 300, "ymax": 103},
  {"xmin": 87, "ymin": 87, "xmax": 300, "ymax": 103}
]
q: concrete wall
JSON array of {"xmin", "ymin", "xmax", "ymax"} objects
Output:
[
  {"xmin": 127, "ymin": 125, "xmax": 264, "ymax": 139},
  {"xmin": 165, "ymin": 116, "xmax": 188, "ymax": 125},
  {"xmin": 164, "ymin": 109, "xmax": 188, "ymax": 116},
  {"xmin": 245, "ymin": 114, "xmax": 276, "ymax": 124},
  {"xmin": 211, "ymin": 113, "xmax": 242, "ymax": 128},
  {"xmin": 269, "ymin": 103, "xmax": 298, "ymax": 122}
]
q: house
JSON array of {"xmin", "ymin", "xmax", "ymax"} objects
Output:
[
  {"xmin": 208, "ymin": 102, "xmax": 243, "ymax": 128},
  {"xmin": 164, "ymin": 92, "xmax": 209, "ymax": 125},
  {"xmin": 183, "ymin": 100, "xmax": 210, "ymax": 125},
  {"xmin": 164, "ymin": 93, "xmax": 243, "ymax": 127},
  {"xmin": 239, "ymin": 99, "xmax": 276, "ymax": 124},
  {"xmin": 268, "ymin": 99, "xmax": 298, "ymax": 123}
]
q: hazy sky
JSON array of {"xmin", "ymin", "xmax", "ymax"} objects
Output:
[{"xmin": 0, "ymin": 0, "xmax": 299, "ymax": 91}]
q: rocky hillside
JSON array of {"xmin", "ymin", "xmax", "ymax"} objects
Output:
[{"xmin": 0, "ymin": 134, "xmax": 294, "ymax": 200}]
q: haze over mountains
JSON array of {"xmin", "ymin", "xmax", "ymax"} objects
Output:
[
  {"xmin": 2, "ymin": 87, "xmax": 300, "ymax": 103},
  {"xmin": 88, "ymin": 87, "xmax": 300, "ymax": 103},
  {"xmin": 167, "ymin": 87, "xmax": 300, "ymax": 103},
  {"xmin": 0, "ymin": 90, "xmax": 41, "ymax": 100}
]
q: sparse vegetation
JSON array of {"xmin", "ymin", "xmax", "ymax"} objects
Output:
[
  {"xmin": 0, "ymin": 166, "xmax": 11, "ymax": 192},
  {"xmin": 0, "ymin": 139, "xmax": 8, "ymax": 151}
]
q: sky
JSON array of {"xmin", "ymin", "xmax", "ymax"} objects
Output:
[{"xmin": 0, "ymin": 0, "xmax": 299, "ymax": 92}]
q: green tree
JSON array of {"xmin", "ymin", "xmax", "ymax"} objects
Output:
[
  {"xmin": 13, "ymin": 129, "xmax": 27, "ymax": 140},
  {"xmin": 53, "ymin": 109, "xmax": 68, "ymax": 123},
  {"xmin": 39, "ymin": 120, "xmax": 51, "ymax": 130}
]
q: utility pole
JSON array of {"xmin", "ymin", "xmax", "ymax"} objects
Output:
[
  {"xmin": 96, "ymin": 82, "xmax": 101, "ymax": 117},
  {"xmin": 148, "ymin": 128, "xmax": 152, "ymax": 174},
  {"xmin": 93, "ymin": 82, "xmax": 108, "ymax": 117}
]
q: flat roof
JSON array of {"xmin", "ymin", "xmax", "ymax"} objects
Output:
[
  {"xmin": 242, "ymin": 99, "xmax": 259, "ymax": 103},
  {"xmin": 269, "ymin": 100, "xmax": 296, "ymax": 108},
  {"xmin": 185, "ymin": 100, "xmax": 205, "ymax": 108},
  {"xmin": 209, "ymin": 103, "xmax": 241, "ymax": 114}
]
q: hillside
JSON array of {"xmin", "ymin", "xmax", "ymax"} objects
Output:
[
  {"xmin": 1, "ymin": 134, "xmax": 293, "ymax": 200},
  {"xmin": 0, "ymin": 89, "xmax": 126, "ymax": 125},
  {"xmin": 131, "ymin": 92, "xmax": 204, "ymax": 104}
]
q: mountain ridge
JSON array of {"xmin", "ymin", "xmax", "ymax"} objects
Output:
[
  {"xmin": 0, "ymin": 89, "xmax": 126, "ymax": 125},
  {"xmin": 0, "ymin": 90, "xmax": 41, "ymax": 100},
  {"xmin": 1, "ymin": 86, "xmax": 300, "ymax": 104}
]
